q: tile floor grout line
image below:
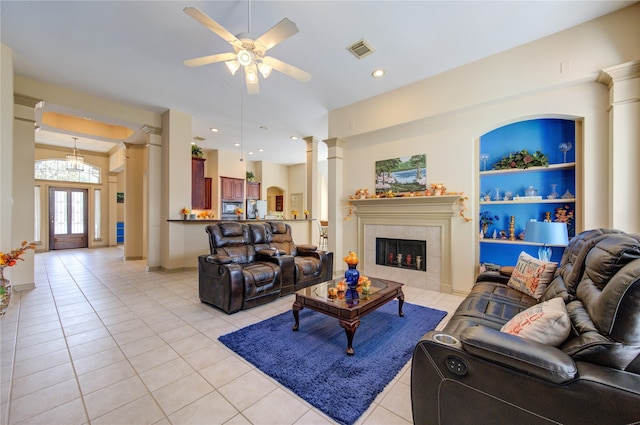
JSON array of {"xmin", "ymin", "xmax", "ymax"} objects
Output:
[{"xmin": 7, "ymin": 247, "xmax": 463, "ymax": 425}]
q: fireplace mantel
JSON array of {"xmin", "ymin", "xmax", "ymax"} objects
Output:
[
  {"xmin": 349, "ymin": 195, "xmax": 459, "ymax": 216},
  {"xmin": 350, "ymin": 195, "xmax": 458, "ymax": 293}
]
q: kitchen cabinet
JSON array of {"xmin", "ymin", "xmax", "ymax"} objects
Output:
[
  {"xmin": 191, "ymin": 158, "xmax": 207, "ymax": 209},
  {"xmin": 204, "ymin": 177, "xmax": 212, "ymax": 210},
  {"xmin": 221, "ymin": 176, "xmax": 244, "ymax": 201},
  {"xmin": 246, "ymin": 182, "xmax": 261, "ymax": 200},
  {"xmin": 479, "ymin": 118, "xmax": 578, "ymax": 268}
]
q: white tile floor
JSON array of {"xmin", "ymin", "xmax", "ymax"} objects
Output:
[{"xmin": 1, "ymin": 247, "xmax": 464, "ymax": 425}]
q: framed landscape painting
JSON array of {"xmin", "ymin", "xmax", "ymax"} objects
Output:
[{"xmin": 375, "ymin": 154, "xmax": 427, "ymax": 194}]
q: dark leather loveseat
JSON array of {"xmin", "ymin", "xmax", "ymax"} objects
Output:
[
  {"xmin": 411, "ymin": 228, "xmax": 640, "ymax": 424},
  {"xmin": 198, "ymin": 221, "xmax": 333, "ymax": 313}
]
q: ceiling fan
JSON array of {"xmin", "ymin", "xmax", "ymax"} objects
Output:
[{"xmin": 183, "ymin": 6, "xmax": 311, "ymax": 94}]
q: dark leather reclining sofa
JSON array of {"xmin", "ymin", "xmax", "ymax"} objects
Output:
[
  {"xmin": 198, "ymin": 221, "xmax": 333, "ymax": 313},
  {"xmin": 411, "ymin": 228, "xmax": 640, "ymax": 424}
]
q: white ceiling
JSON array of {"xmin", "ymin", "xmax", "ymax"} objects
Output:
[{"xmin": 1, "ymin": 1, "xmax": 633, "ymax": 164}]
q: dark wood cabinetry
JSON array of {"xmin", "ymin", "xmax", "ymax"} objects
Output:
[
  {"xmin": 204, "ymin": 177, "xmax": 212, "ymax": 210},
  {"xmin": 191, "ymin": 158, "xmax": 208, "ymax": 209},
  {"xmin": 221, "ymin": 176, "xmax": 244, "ymax": 201},
  {"xmin": 246, "ymin": 182, "xmax": 261, "ymax": 200}
]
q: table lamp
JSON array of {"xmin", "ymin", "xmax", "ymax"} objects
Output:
[{"xmin": 524, "ymin": 221, "xmax": 569, "ymax": 262}]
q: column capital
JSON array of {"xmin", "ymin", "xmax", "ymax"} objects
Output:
[
  {"xmin": 324, "ymin": 137, "xmax": 346, "ymax": 149},
  {"xmin": 597, "ymin": 59, "xmax": 640, "ymax": 88}
]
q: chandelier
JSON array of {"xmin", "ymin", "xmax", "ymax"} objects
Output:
[{"xmin": 66, "ymin": 137, "xmax": 84, "ymax": 171}]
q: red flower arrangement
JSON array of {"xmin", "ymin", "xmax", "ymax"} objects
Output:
[{"xmin": 1, "ymin": 240, "xmax": 36, "ymax": 315}]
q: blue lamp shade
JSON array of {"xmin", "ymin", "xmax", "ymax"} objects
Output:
[{"xmin": 524, "ymin": 221, "xmax": 569, "ymax": 262}]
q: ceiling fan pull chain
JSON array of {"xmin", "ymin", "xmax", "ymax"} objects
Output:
[{"xmin": 247, "ymin": 0, "xmax": 252, "ymax": 35}]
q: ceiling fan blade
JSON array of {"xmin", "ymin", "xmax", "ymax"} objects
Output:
[
  {"xmin": 183, "ymin": 7, "xmax": 241, "ymax": 47},
  {"xmin": 255, "ymin": 18, "xmax": 299, "ymax": 51},
  {"xmin": 245, "ymin": 64, "xmax": 260, "ymax": 94},
  {"xmin": 183, "ymin": 52, "xmax": 237, "ymax": 68},
  {"xmin": 262, "ymin": 56, "xmax": 311, "ymax": 82}
]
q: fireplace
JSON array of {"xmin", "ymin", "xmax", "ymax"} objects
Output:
[
  {"xmin": 376, "ymin": 238, "xmax": 426, "ymax": 271},
  {"xmin": 350, "ymin": 196, "xmax": 458, "ymax": 293}
]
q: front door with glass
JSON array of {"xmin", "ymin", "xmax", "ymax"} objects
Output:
[{"xmin": 49, "ymin": 187, "xmax": 88, "ymax": 250}]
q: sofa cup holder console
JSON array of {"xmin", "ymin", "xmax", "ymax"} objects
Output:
[{"xmin": 432, "ymin": 333, "xmax": 459, "ymax": 346}]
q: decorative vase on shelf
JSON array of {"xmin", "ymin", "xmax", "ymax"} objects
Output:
[
  {"xmin": 548, "ymin": 184, "xmax": 559, "ymax": 199},
  {"xmin": 344, "ymin": 263, "xmax": 360, "ymax": 290}
]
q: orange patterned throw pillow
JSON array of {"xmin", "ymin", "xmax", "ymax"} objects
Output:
[
  {"xmin": 501, "ymin": 297, "xmax": 571, "ymax": 346},
  {"xmin": 507, "ymin": 251, "xmax": 557, "ymax": 300}
]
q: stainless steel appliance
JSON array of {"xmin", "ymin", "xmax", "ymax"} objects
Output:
[
  {"xmin": 221, "ymin": 201, "xmax": 243, "ymax": 220},
  {"xmin": 246, "ymin": 200, "xmax": 267, "ymax": 219}
]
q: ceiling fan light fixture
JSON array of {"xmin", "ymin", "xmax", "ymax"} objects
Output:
[
  {"xmin": 258, "ymin": 62, "xmax": 272, "ymax": 78},
  {"xmin": 225, "ymin": 60, "xmax": 241, "ymax": 75},
  {"xmin": 237, "ymin": 49, "xmax": 253, "ymax": 66},
  {"xmin": 245, "ymin": 66, "xmax": 258, "ymax": 84}
]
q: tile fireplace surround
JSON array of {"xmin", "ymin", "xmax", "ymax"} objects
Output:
[{"xmin": 350, "ymin": 196, "xmax": 459, "ymax": 293}]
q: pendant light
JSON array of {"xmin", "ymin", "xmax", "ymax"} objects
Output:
[{"xmin": 66, "ymin": 137, "xmax": 84, "ymax": 171}]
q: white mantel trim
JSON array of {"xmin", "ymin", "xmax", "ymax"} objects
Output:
[{"xmin": 350, "ymin": 196, "xmax": 458, "ymax": 293}]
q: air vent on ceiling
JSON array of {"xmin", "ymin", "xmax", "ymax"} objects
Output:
[{"xmin": 347, "ymin": 38, "xmax": 375, "ymax": 59}]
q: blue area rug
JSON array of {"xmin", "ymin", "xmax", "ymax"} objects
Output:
[{"xmin": 219, "ymin": 301, "xmax": 447, "ymax": 425}]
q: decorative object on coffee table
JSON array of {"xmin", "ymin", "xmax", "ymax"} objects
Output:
[
  {"xmin": 343, "ymin": 251, "xmax": 360, "ymax": 289},
  {"xmin": 292, "ymin": 276, "xmax": 405, "ymax": 355}
]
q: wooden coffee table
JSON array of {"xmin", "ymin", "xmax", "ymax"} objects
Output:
[{"xmin": 292, "ymin": 277, "xmax": 404, "ymax": 355}]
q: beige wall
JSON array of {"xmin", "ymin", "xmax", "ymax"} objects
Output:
[
  {"xmin": 33, "ymin": 145, "xmax": 110, "ymax": 251},
  {"xmin": 34, "ymin": 145, "xmax": 111, "ymax": 250},
  {"xmin": 329, "ymin": 4, "xmax": 640, "ymax": 295},
  {"xmin": 4, "ymin": 4, "xmax": 638, "ymax": 278}
]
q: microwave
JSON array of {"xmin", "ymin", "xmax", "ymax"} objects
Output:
[{"xmin": 222, "ymin": 201, "xmax": 242, "ymax": 214}]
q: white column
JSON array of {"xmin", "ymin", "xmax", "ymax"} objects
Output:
[
  {"xmin": 325, "ymin": 137, "xmax": 345, "ymax": 273},
  {"xmin": 108, "ymin": 175, "xmax": 118, "ymax": 246},
  {"xmin": 160, "ymin": 110, "xmax": 191, "ymax": 271},
  {"xmin": 304, "ymin": 136, "xmax": 320, "ymax": 219},
  {"xmin": 10, "ymin": 96, "xmax": 37, "ymax": 291},
  {"xmin": 598, "ymin": 60, "xmax": 640, "ymax": 232},
  {"xmin": 0, "ymin": 45, "xmax": 14, "ymax": 265},
  {"xmin": 145, "ymin": 132, "xmax": 162, "ymax": 270},
  {"xmin": 124, "ymin": 144, "xmax": 144, "ymax": 260}
]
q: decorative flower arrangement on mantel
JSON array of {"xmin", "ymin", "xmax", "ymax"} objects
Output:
[
  {"xmin": 344, "ymin": 185, "xmax": 471, "ymax": 222},
  {"xmin": 492, "ymin": 149, "xmax": 549, "ymax": 170},
  {"xmin": 1, "ymin": 241, "xmax": 36, "ymax": 315}
]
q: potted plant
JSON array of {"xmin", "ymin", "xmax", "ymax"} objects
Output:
[
  {"xmin": 246, "ymin": 171, "xmax": 255, "ymax": 182},
  {"xmin": 191, "ymin": 144, "xmax": 203, "ymax": 158}
]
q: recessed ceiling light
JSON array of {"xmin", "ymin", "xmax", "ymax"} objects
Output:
[
  {"xmin": 210, "ymin": 127, "xmax": 219, "ymax": 132},
  {"xmin": 258, "ymin": 148, "xmax": 264, "ymax": 152},
  {"xmin": 190, "ymin": 141, "xmax": 196, "ymax": 145},
  {"xmin": 233, "ymin": 143, "xmax": 240, "ymax": 147},
  {"xmin": 290, "ymin": 136, "xmax": 298, "ymax": 140},
  {"xmin": 248, "ymin": 151, "xmax": 254, "ymax": 155},
  {"xmin": 372, "ymin": 69, "xmax": 385, "ymax": 78}
]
